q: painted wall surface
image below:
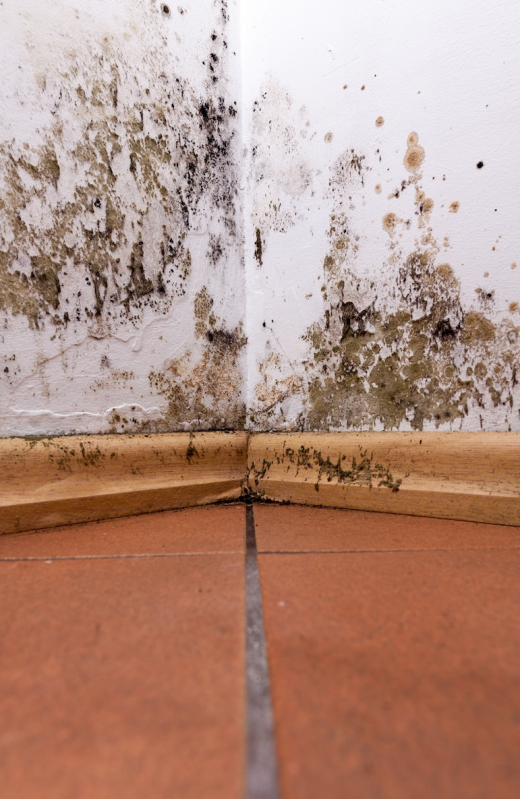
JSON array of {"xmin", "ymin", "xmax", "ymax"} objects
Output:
[
  {"xmin": 242, "ymin": 0, "xmax": 520, "ymax": 431},
  {"xmin": 1, "ymin": 0, "xmax": 519, "ymax": 437},
  {"xmin": 0, "ymin": 0, "xmax": 244, "ymax": 436}
]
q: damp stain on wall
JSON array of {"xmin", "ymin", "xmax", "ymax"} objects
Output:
[
  {"xmin": 0, "ymin": 0, "xmax": 245, "ymax": 434},
  {"xmin": 252, "ymin": 131, "xmax": 520, "ymax": 431},
  {"xmin": 0, "ymin": 17, "xmax": 239, "ymax": 333},
  {"xmin": 144, "ymin": 287, "xmax": 247, "ymax": 431},
  {"xmin": 249, "ymin": 77, "xmax": 314, "ymax": 247}
]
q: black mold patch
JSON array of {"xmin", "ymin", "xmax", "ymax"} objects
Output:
[
  {"xmin": 284, "ymin": 444, "xmax": 402, "ymax": 491},
  {"xmin": 254, "ymin": 228, "xmax": 263, "ymax": 266},
  {"xmin": 0, "ymin": 11, "xmax": 239, "ymax": 333}
]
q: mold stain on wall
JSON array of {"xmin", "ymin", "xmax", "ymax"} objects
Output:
[
  {"xmin": 0, "ymin": 1, "xmax": 245, "ymax": 432},
  {"xmin": 145, "ymin": 286, "xmax": 246, "ymax": 431},
  {"xmin": 249, "ymin": 78, "xmax": 314, "ymax": 254},
  {"xmin": 253, "ymin": 133, "xmax": 520, "ymax": 431}
]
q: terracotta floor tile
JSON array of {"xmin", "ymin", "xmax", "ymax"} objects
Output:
[
  {"xmin": 0, "ymin": 554, "xmax": 245, "ymax": 799},
  {"xmin": 255, "ymin": 504, "xmax": 520, "ymax": 552},
  {"xmin": 259, "ymin": 548, "xmax": 520, "ymax": 799},
  {"xmin": 0, "ymin": 504, "xmax": 245, "ymax": 559}
]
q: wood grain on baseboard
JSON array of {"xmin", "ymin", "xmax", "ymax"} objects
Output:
[
  {"xmin": 2, "ymin": 430, "xmax": 520, "ymax": 534},
  {"xmin": 0, "ymin": 432, "xmax": 248, "ymax": 535},
  {"xmin": 247, "ymin": 432, "xmax": 520, "ymax": 527}
]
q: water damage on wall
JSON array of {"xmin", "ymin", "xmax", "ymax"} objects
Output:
[
  {"xmin": 252, "ymin": 131, "xmax": 520, "ymax": 431},
  {"xmin": 249, "ymin": 77, "xmax": 314, "ymax": 264},
  {"xmin": 0, "ymin": 0, "xmax": 244, "ymax": 433},
  {"xmin": 144, "ymin": 286, "xmax": 246, "ymax": 431}
]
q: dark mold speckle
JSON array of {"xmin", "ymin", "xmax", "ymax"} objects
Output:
[
  {"xmin": 254, "ymin": 228, "xmax": 263, "ymax": 266},
  {"xmin": 0, "ymin": 14, "xmax": 239, "ymax": 333}
]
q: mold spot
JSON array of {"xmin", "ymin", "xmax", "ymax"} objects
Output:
[
  {"xmin": 449, "ymin": 201, "xmax": 460, "ymax": 213},
  {"xmin": 254, "ymin": 228, "xmax": 263, "ymax": 266},
  {"xmin": 404, "ymin": 132, "xmax": 425, "ymax": 173},
  {"xmin": 382, "ymin": 212, "xmax": 398, "ymax": 235},
  {"xmin": 284, "ymin": 445, "xmax": 403, "ymax": 492},
  {"xmin": 375, "ymin": 184, "xmax": 382, "ymax": 194},
  {"xmin": 510, "ymin": 302, "xmax": 519, "ymax": 313},
  {"xmin": 161, "ymin": 4, "xmax": 171, "ymax": 14},
  {"xmin": 375, "ymin": 117, "xmax": 384, "ymax": 127},
  {"xmin": 460, "ymin": 311, "xmax": 496, "ymax": 343},
  {"xmin": 477, "ymin": 161, "xmax": 484, "ymax": 169},
  {"xmin": 324, "ymin": 132, "xmax": 334, "ymax": 143}
]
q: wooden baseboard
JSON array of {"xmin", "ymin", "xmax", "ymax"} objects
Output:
[
  {"xmin": 1, "ymin": 431, "xmax": 519, "ymax": 534},
  {"xmin": 0, "ymin": 432, "xmax": 248, "ymax": 535},
  {"xmin": 247, "ymin": 432, "xmax": 520, "ymax": 527}
]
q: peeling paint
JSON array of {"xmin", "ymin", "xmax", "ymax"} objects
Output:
[
  {"xmin": 0, "ymin": 0, "xmax": 244, "ymax": 436},
  {"xmin": 0, "ymin": 25, "xmax": 237, "ymax": 331},
  {"xmin": 250, "ymin": 125, "xmax": 520, "ymax": 431},
  {"xmin": 2, "ymin": 0, "xmax": 520, "ymax": 437}
]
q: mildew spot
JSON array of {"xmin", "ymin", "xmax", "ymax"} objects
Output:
[
  {"xmin": 375, "ymin": 116, "xmax": 384, "ymax": 127},
  {"xmin": 416, "ymin": 189, "xmax": 434, "ymax": 227},
  {"xmin": 449, "ymin": 201, "xmax": 460, "ymax": 213},
  {"xmin": 404, "ymin": 132, "xmax": 425, "ymax": 173},
  {"xmin": 383, "ymin": 212, "xmax": 398, "ymax": 235},
  {"xmin": 324, "ymin": 131, "xmax": 334, "ymax": 143}
]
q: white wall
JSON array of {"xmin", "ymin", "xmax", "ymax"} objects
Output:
[
  {"xmin": 1, "ymin": 0, "xmax": 519, "ymax": 436},
  {"xmin": 0, "ymin": 0, "xmax": 245, "ymax": 436},
  {"xmin": 242, "ymin": 0, "xmax": 520, "ymax": 431}
]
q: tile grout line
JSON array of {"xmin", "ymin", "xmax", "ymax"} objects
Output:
[
  {"xmin": 0, "ymin": 551, "xmax": 242, "ymax": 563},
  {"xmin": 245, "ymin": 504, "xmax": 281, "ymax": 799},
  {"xmin": 259, "ymin": 546, "xmax": 520, "ymax": 555}
]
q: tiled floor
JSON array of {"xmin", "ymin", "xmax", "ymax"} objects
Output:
[
  {"xmin": 1, "ymin": 503, "xmax": 519, "ymax": 798},
  {"xmin": 0, "ymin": 506, "xmax": 246, "ymax": 799},
  {"xmin": 256, "ymin": 506, "xmax": 520, "ymax": 799}
]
